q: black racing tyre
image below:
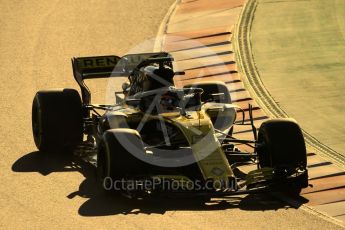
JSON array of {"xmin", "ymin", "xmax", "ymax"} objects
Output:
[
  {"xmin": 32, "ymin": 88, "xmax": 83, "ymax": 153},
  {"xmin": 183, "ymin": 81, "xmax": 231, "ymax": 103},
  {"xmin": 97, "ymin": 128, "xmax": 147, "ymax": 191},
  {"xmin": 257, "ymin": 118, "xmax": 308, "ymax": 193},
  {"xmin": 257, "ymin": 118, "xmax": 307, "ymax": 169}
]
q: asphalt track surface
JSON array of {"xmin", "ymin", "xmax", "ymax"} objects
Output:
[
  {"xmin": 0, "ymin": 0, "xmax": 342, "ymax": 229},
  {"xmin": 251, "ymin": 0, "xmax": 345, "ymax": 158}
]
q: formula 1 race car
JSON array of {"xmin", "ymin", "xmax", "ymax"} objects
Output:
[{"xmin": 32, "ymin": 52, "xmax": 308, "ymax": 197}]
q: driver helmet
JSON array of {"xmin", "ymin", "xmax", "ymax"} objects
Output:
[{"xmin": 141, "ymin": 65, "xmax": 174, "ymax": 91}]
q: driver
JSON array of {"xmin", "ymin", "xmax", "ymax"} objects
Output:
[
  {"xmin": 141, "ymin": 65, "xmax": 175, "ymax": 92},
  {"xmin": 126, "ymin": 64, "xmax": 175, "ymax": 96},
  {"xmin": 160, "ymin": 92, "xmax": 179, "ymax": 111}
]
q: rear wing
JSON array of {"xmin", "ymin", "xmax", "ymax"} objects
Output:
[
  {"xmin": 72, "ymin": 52, "xmax": 173, "ymax": 79},
  {"xmin": 72, "ymin": 55, "xmax": 121, "ymax": 79},
  {"xmin": 72, "ymin": 52, "xmax": 173, "ymax": 104}
]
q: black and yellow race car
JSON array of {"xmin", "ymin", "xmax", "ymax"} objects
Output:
[{"xmin": 32, "ymin": 52, "xmax": 308, "ymax": 197}]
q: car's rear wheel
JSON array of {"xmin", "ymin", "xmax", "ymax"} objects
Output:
[
  {"xmin": 97, "ymin": 128, "xmax": 147, "ymax": 191},
  {"xmin": 32, "ymin": 88, "xmax": 83, "ymax": 153},
  {"xmin": 257, "ymin": 118, "xmax": 308, "ymax": 195},
  {"xmin": 183, "ymin": 81, "xmax": 231, "ymax": 103}
]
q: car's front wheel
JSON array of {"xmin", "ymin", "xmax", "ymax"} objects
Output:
[
  {"xmin": 97, "ymin": 128, "xmax": 147, "ymax": 192},
  {"xmin": 257, "ymin": 118, "xmax": 308, "ymax": 195}
]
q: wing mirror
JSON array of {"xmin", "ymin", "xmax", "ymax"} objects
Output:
[
  {"xmin": 210, "ymin": 93, "xmax": 225, "ymax": 102},
  {"xmin": 174, "ymin": 71, "xmax": 185, "ymax": 75},
  {"xmin": 125, "ymin": 98, "xmax": 141, "ymax": 107}
]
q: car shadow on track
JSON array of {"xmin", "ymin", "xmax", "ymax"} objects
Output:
[
  {"xmin": 76, "ymin": 184, "xmax": 294, "ymax": 216},
  {"xmin": 12, "ymin": 151, "xmax": 305, "ymax": 216},
  {"xmin": 12, "ymin": 151, "xmax": 94, "ymax": 176}
]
